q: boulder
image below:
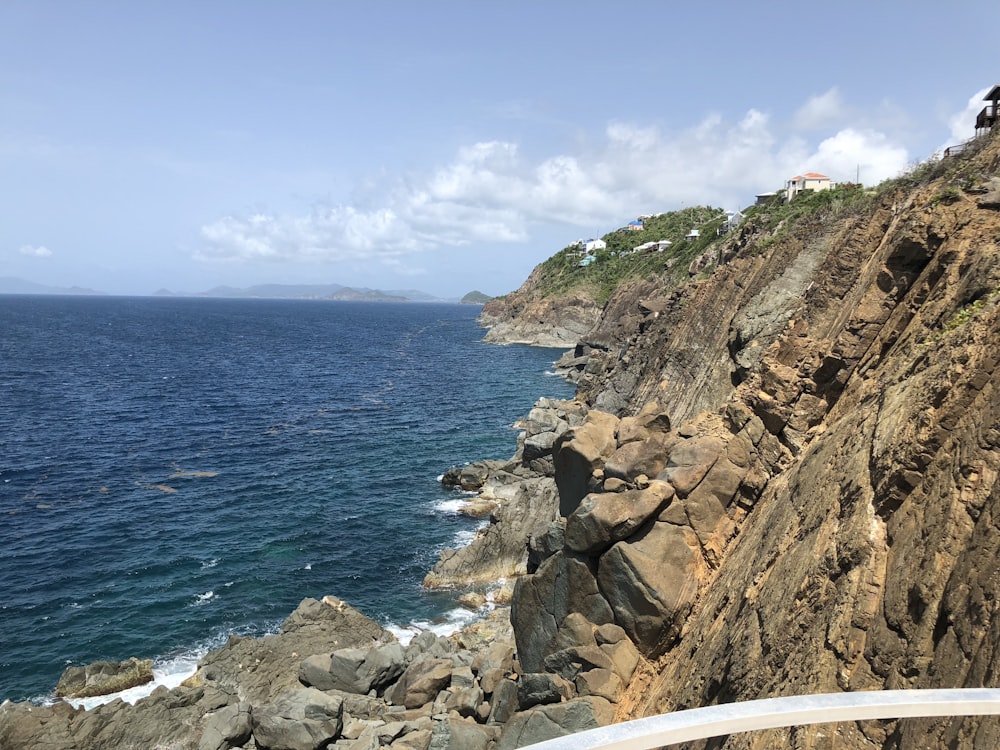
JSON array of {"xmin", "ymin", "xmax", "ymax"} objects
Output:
[
  {"xmin": 388, "ymin": 658, "xmax": 454, "ymax": 709},
  {"xmin": 511, "ymin": 552, "xmax": 614, "ymax": 673},
  {"xmin": 564, "ymin": 481, "xmax": 675, "ymax": 554},
  {"xmin": 517, "ymin": 672, "xmax": 574, "ymax": 709},
  {"xmin": 496, "ymin": 697, "xmax": 615, "ymax": 750},
  {"xmin": 553, "ymin": 410, "xmax": 621, "ymax": 516},
  {"xmin": 597, "ymin": 519, "xmax": 704, "ymax": 657},
  {"xmin": 616, "ymin": 402, "xmax": 672, "ymax": 444},
  {"xmin": 251, "ymin": 687, "xmax": 344, "ymax": 750},
  {"xmin": 428, "ymin": 717, "xmax": 493, "ymax": 750},
  {"xmin": 55, "ymin": 657, "xmax": 153, "ymax": 699},
  {"xmin": 299, "ymin": 641, "xmax": 406, "ymax": 694},
  {"xmin": 199, "ymin": 702, "xmax": 252, "ymax": 750},
  {"xmin": 658, "ymin": 435, "xmax": 726, "ymax": 496},
  {"xmin": 575, "ymin": 668, "xmax": 623, "ymax": 703},
  {"xmin": 603, "ymin": 434, "xmax": 674, "ymax": 482},
  {"xmin": 487, "ymin": 678, "xmax": 520, "ymax": 725}
]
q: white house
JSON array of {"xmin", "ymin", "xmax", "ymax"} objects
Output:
[
  {"xmin": 685, "ymin": 228, "xmax": 701, "ymax": 239},
  {"xmin": 584, "ymin": 238, "xmax": 607, "ymax": 252},
  {"xmin": 785, "ymin": 172, "xmax": 833, "ymax": 202}
]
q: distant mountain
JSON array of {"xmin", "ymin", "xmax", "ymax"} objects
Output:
[
  {"xmin": 0, "ymin": 276, "xmax": 105, "ymax": 296},
  {"xmin": 163, "ymin": 283, "xmax": 459, "ymax": 303}
]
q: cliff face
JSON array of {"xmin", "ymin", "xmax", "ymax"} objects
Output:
[
  {"xmin": 480, "ymin": 265, "xmax": 602, "ymax": 347},
  {"xmin": 506, "ymin": 133, "xmax": 1000, "ymax": 747}
]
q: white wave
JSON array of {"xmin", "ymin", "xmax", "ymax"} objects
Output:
[
  {"xmin": 385, "ymin": 606, "xmax": 481, "ymax": 646},
  {"xmin": 65, "ymin": 649, "xmax": 204, "ymax": 711},
  {"xmin": 304, "ymin": 563, "xmax": 312, "ymax": 571},
  {"xmin": 191, "ymin": 591, "xmax": 216, "ymax": 606},
  {"xmin": 200, "ymin": 559, "xmax": 218, "ymax": 569},
  {"xmin": 433, "ymin": 493, "xmax": 477, "ymax": 514}
]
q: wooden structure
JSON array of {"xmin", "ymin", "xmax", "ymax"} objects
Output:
[{"xmin": 976, "ymin": 84, "xmax": 1000, "ymax": 135}]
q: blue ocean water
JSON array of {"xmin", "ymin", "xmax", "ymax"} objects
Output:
[{"xmin": 0, "ymin": 296, "xmax": 573, "ymax": 702}]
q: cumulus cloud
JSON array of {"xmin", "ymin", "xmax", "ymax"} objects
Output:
[
  {"xmin": 198, "ymin": 94, "xmax": 911, "ymax": 265},
  {"xmin": 794, "ymin": 88, "xmax": 847, "ymax": 131},
  {"xmin": 946, "ymin": 86, "xmax": 990, "ymax": 147},
  {"xmin": 18, "ymin": 244, "xmax": 52, "ymax": 257}
]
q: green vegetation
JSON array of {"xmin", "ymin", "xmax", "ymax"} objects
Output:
[{"xmin": 532, "ymin": 206, "xmax": 724, "ymax": 304}]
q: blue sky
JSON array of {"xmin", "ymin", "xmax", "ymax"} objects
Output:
[{"xmin": 2, "ymin": 1, "xmax": 998, "ymax": 297}]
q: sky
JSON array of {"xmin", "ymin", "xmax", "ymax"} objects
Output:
[{"xmin": 2, "ymin": 1, "xmax": 998, "ymax": 298}]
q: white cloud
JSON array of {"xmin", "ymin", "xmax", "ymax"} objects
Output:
[
  {"xmin": 794, "ymin": 88, "xmax": 847, "ymax": 131},
  {"xmin": 198, "ymin": 94, "xmax": 911, "ymax": 265},
  {"xmin": 946, "ymin": 86, "xmax": 990, "ymax": 147},
  {"xmin": 808, "ymin": 129, "xmax": 909, "ymax": 184},
  {"xmin": 18, "ymin": 244, "xmax": 52, "ymax": 257}
]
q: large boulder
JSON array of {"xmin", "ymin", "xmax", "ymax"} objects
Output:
[
  {"xmin": 54, "ymin": 657, "xmax": 153, "ymax": 699},
  {"xmin": 597, "ymin": 515, "xmax": 706, "ymax": 658},
  {"xmin": 553, "ymin": 410, "xmax": 620, "ymax": 516},
  {"xmin": 511, "ymin": 552, "xmax": 614, "ymax": 673},
  {"xmin": 496, "ymin": 697, "xmax": 615, "ymax": 750},
  {"xmin": 199, "ymin": 702, "xmax": 253, "ymax": 750},
  {"xmin": 251, "ymin": 688, "xmax": 344, "ymax": 750},
  {"xmin": 564, "ymin": 481, "xmax": 675, "ymax": 554},
  {"xmin": 387, "ymin": 658, "xmax": 454, "ymax": 709},
  {"xmin": 299, "ymin": 642, "xmax": 406, "ymax": 694}
]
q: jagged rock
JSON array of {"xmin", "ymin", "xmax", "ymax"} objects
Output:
[
  {"xmin": 428, "ymin": 716, "xmax": 493, "ymax": 750},
  {"xmin": 542, "ymin": 645, "xmax": 615, "ymax": 682},
  {"xmin": 487, "ymin": 678, "xmax": 520, "ymax": 725},
  {"xmin": 517, "ymin": 672, "xmax": 574, "ymax": 709},
  {"xmin": 251, "ymin": 688, "xmax": 344, "ymax": 750},
  {"xmin": 55, "ymin": 657, "xmax": 153, "ymax": 699},
  {"xmin": 527, "ymin": 518, "xmax": 565, "ymax": 573},
  {"xmin": 424, "ymin": 477, "xmax": 560, "ymax": 587},
  {"xmin": 511, "ymin": 551, "xmax": 614, "ymax": 672},
  {"xmin": 599, "ymin": 638, "xmax": 640, "ymax": 684},
  {"xmin": 575, "ymin": 668, "xmax": 623, "ymax": 702},
  {"xmin": 564, "ymin": 480, "xmax": 675, "ymax": 554},
  {"xmin": 553, "ymin": 410, "xmax": 620, "ymax": 516},
  {"xmin": 496, "ymin": 697, "xmax": 615, "ymax": 750},
  {"xmin": 199, "ymin": 701, "xmax": 252, "ymax": 750},
  {"xmin": 299, "ymin": 641, "xmax": 406, "ymax": 694},
  {"xmin": 387, "ymin": 658, "xmax": 454, "ymax": 709},
  {"xmin": 390, "ymin": 728, "xmax": 433, "ymax": 749},
  {"xmin": 196, "ymin": 596, "xmax": 391, "ymax": 704}
]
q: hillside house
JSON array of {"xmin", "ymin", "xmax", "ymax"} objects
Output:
[
  {"xmin": 718, "ymin": 210, "xmax": 746, "ymax": 235},
  {"xmin": 977, "ymin": 84, "xmax": 1000, "ymax": 136},
  {"xmin": 626, "ymin": 220, "xmax": 644, "ymax": 231},
  {"xmin": 584, "ymin": 238, "xmax": 607, "ymax": 252},
  {"xmin": 685, "ymin": 228, "xmax": 701, "ymax": 240},
  {"xmin": 755, "ymin": 191, "xmax": 779, "ymax": 205},
  {"xmin": 786, "ymin": 172, "xmax": 833, "ymax": 202},
  {"xmin": 579, "ymin": 254, "xmax": 596, "ymax": 267},
  {"xmin": 632, "ymin": 239, "xmax": 673, "ymax": 253}
]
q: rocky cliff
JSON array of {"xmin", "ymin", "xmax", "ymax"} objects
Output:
[{"xmin": 496, "ymin": 131, "xmax": 1000, "ymax": 748}]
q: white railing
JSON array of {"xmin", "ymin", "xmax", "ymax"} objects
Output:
[{"xmin": 521, "ymin": 689, "xmax": 1000, "ymax": 750}]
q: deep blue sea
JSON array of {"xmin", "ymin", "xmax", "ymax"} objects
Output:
[{"xmin": 0, "ymin": 296, "xmax": 573, "ymax": 703}]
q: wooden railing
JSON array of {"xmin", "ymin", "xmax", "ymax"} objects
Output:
[{"xmin": 520, "ymin": 689, "xmax": 1000, "ymax": 749}]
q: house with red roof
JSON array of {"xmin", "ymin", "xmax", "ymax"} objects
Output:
[{"xmin": 785, "ymin": 172, "xmax": 833, "ymax": 202}]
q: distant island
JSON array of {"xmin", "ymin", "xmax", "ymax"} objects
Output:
[
  {"xmin": 0, "ymin": 276, "xmax": 106, "ymax": 296},
  {"xmin": 0, "ymin": 277, "xmax": 476, "ymax": 303},
  {"xmin": 460, "ymin": 290, "xmax": 493, "ymax": 304}
]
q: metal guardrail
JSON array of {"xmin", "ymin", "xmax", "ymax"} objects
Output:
[{"xmin": 520, "ymin": 689, "xmax": 1000, "ymax": 750}]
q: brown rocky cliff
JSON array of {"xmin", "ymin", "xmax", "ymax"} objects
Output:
[
  {"xmin": 479, "ymin": 265, "xmax": 603, "ymax": 347},
  {"xmin": 507, "ymin": 133, "xmax": 1000, "ymax": 748}
]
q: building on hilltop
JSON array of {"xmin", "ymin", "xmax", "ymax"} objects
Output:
[
  {"xmin": 976, "ymin": 84, "xmax": 1000, "ymax": 136},
  {"xmin": 718, "ymin": 210, "xmax": 746, "ymax": 235},
  {"xmin": 626, "ymin": 220, "xmax": 644, "ymax": 231},
  {"xmin": 785, "ymin": 172, "xmax": 833, "ymax": 202},
  {"xmin": 584, "ymin": 238, "xmax": 607, "ymax": 252}
]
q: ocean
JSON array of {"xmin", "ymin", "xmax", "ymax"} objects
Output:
[{"xmin": 0, "ymin": 296, "xmax": 573, "ymax": 704}]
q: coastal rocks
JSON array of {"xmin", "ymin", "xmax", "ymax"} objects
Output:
[
  {"xmin": 299, "ymin": 642, "xmax": 406, "ymax": 695},
  {"xmin": 552, "ymin": 410, "xmax": 620, "ymax": 516},
  {"xmin": 564, "ymin": 481, "xmax": 675, "ymax": 554},
  {"xmin": 251, "ymin": 687, "xmax": 344, "ymax": 750},
  {"xmin": 192, "ymin": 596, "xmax": 393, "ymax": 704},
  {"xmin": 199, "ymin": 701, "xmax": 252, "ymax": 750},
  {"xmin": 55, "ymin": 656, "xmax": 153, "ymax": 699},
  {"xmin": 495, "ymin": 696, "xmax": 615, "ymax": 750},
  {"xmin": 479, "ymin": 284, "xmax": 602, "ymax": 348}
]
